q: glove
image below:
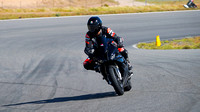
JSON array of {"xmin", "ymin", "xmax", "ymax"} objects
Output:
[
  {"xmin": 114, "ymin": 37, "xmax": 124, "ymax": 48},
  {"xmin": 88, "ymin": 48, "xmax": 94, "ymax": 54},
  {"xmin": 117, "ymin": 42, "xmax": 124, "ymax": 48},
  {"xmin": 85, "ymin": 48, "xmax": 94, "ymax": 59}
]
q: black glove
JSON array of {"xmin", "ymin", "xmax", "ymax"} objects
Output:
[
  {"xmin": 114, "ymin": 37, "xmax": 124, "ymax": 48},
  {"xmin": 88, "ymin": 48, "xmax": 94, "ymax": 54},
  {"xmin": 117, "ymin": 42, "xmax": 124, "ymax": 48}
]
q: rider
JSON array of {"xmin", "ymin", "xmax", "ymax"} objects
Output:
[
  {"xmin": 184, "ymin": 0, "xmax": 197, "ymax": 8},
  {"xmin": 83, "ymin": 16, "xmax": 132, "ymax": 72}
]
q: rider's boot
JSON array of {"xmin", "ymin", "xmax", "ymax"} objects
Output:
[
  {"xmin": 128, "ymin": 71, "xmax": 133, "ymax": 79},
  {"xmin": 126, "ymin": 58, "xmax": 133, "ymax": 79},
  {"xmin": 120, "ymin": 48, "xmax": 132, "ymax": 70},
  {"xmin": 126, "ymin": 58, "xmax": 132, "ymax": 70}
]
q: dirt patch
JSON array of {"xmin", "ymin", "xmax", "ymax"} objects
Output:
[
  {"xmin": 0, "ymin": 0, "xmax": 118, "ymax": 8},
  {"xmin": 115, "ymin": 0, "xmax": 152, "ymax": 6},
  {"xmin": 0, "ymin": 0, "xmax": 151, "ymax": 9}
]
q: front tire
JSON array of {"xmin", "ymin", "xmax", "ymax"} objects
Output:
[{"xmin": 108, "ymin": 65, "xmax": 124, "ymax": 95}]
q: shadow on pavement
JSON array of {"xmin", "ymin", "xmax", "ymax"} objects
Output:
[{"xmin": 3, "ymin": 91, "xmax": 116, "ymax": 107}]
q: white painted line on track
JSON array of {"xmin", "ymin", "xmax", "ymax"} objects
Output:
[
  {"xmin": 0, "ymin": 10, "xmax": 199, "ymax": 22},
  {"xmin": 132, "ymin": 44, "xmax": 139, "ymax": 49}
]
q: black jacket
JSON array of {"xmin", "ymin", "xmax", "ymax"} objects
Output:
[{"xmin": 84, "ymin": 26, "xmax": 124, "ymax": 58}]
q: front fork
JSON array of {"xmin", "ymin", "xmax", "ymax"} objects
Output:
[
  {"xmin": 116, "ymin": 66, "xmax": 122, "ymax": 80},
  {"xmin": 100, "ymin": 63, "xmax": 124, "ymax": 85}
]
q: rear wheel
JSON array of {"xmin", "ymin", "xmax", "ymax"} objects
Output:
[{"xmin": 108, "ymin": 65, "xmax": 124, "ymax": 95}]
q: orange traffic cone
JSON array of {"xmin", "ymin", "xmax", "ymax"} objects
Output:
[{"xmin": 156, "ymin": 35, "xmax": 161, "ymax": 47}]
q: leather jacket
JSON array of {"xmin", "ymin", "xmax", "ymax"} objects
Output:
[{"xmin": 84, "ymin": 26, "xmax": 124, "ymax": 58}]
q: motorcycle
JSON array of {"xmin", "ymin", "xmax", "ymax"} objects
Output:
[
  {"xmin": 184, "ymin": 1, "xmax": 197, "ymax": 8},
  {"xmin": 92, "ymin": 35, "xmax": 132, "ymax": 95}
]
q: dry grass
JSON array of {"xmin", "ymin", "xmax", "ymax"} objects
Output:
[
  {"xmin": 0, "ymin": 0, "xmax": 118, "ymax": 8},
  {"xmin": 137, "ymin": 36, "xmax": 200, "ymax": 50},
  {"xmin": 0, "ymin": 0, "xmax": 199, "ymax": 20}
]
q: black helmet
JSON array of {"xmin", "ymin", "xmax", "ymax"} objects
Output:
[{"xmin": 87, "ymin": 16, "xmax": 102, "ymax": 34}]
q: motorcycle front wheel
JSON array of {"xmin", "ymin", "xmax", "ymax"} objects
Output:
[{"xmin": 108, "ymin": 65, "xmax": 124, "ymax": 95}]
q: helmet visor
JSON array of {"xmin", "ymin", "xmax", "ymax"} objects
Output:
[{"xmin": 88, "ymin": 25, "xmax": 99, "ymax": 33}]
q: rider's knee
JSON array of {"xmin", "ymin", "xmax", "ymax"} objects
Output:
[{"xmin": 83, "ymin": 58, "xmax": 95, "ymax": 70}]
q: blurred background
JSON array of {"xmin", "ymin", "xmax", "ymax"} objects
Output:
[{"xmin": 0, "ymin": 0, "xmax": 198, "ymax": 9}]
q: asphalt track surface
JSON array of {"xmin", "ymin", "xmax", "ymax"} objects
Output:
[{"xmin": 0, "ymin": 10, "xmax": 200, "ymax": 112}]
